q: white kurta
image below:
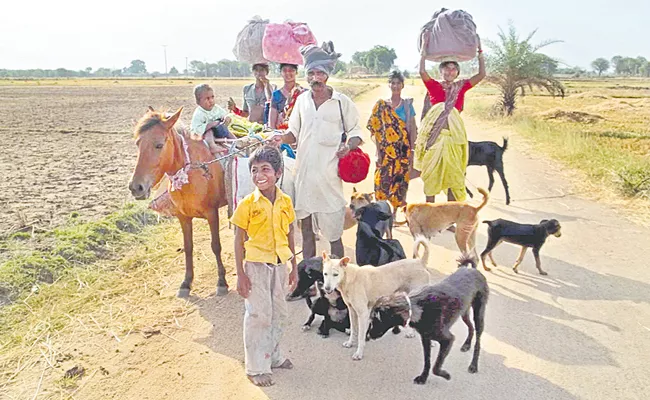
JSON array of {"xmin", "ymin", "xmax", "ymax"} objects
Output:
[{"xmin": 288, "ymin": 89, "xmax": 363, "ymax": 219}]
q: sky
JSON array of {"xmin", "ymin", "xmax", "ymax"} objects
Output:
[{"xmin": 1, "ymin": 0, "xmax": 648, "ymax": 72}]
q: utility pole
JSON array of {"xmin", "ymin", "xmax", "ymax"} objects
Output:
[
  {"xmin": 162, "ymin": 45, "xmax": 168, "ymax": 77},
  {"xmin": 185, "ymin": 57, "xmax": 188, "ymax": 77}
]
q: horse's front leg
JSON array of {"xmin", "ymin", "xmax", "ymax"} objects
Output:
[
  {"xmin": 207, "ymin": 211, "xmax": 229, "ymax": 296},
  {"xmin": 178, "ymin": 215, "xmax": 194, "ymax": 298}
]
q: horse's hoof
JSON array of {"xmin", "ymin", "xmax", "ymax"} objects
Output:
[
  {"xmin": 216, "ymin": 286, "xmax": 229, "ymax": 296},
  {"xmin": 177, "ymin": 288, "xmax": 191, "ymax": 298}
]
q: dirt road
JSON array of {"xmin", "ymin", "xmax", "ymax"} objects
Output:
[{"xmin": 68, "ymin": 85, "xmax": 650, "ymax": 400}]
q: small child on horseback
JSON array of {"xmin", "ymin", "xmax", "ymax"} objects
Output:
[
  {"xmin": 190, "ymin": 83, "xmax": 237, "ymax": 156},
  {"xmin": 230, "ymin": 146, "xmax": 298, "ymax": 387}
]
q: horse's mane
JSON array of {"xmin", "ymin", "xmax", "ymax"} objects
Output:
[{"xmin": 134, "ymin": 111, "xmax": 189, "ymax": 138}]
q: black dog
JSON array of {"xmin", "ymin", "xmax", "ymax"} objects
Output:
[
  {"xmin": 286, "ymin": 256, "xmax": 323, "ymax": 302},
  {"xmin": 367, "ymin": 256, "xmax": 489, "ymax": 385},
  {"xmin": 286, "ymin": 257, "xmax": 353, "ymax": 337},
  {"xmin": 466, "ymin": 138, "xmax": 511, "ymax": 205},
  {"xmin": 481, "ymin": 218, "xmax": 562, "ymax": 275},
  {"xmin": 302, "ymin": 282, "xmax": 350, "ymax": 337},
  {"xmin": 354, "ymin": 203, "xmax": 406, "ymax": 266}
]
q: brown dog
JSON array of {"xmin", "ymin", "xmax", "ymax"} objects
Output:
[
  {"xmin": 345, "ymin": 188, "xmax": 393, "ymax": 239},
  {"xmin": 344, "ymin": 188, "xmax": 373, "ymax": 230},
  {"xmin": 404, "ymin": 188, "xmax": 490, "ymax": 269}
]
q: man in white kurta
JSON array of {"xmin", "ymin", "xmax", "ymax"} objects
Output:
[{"xmin": 275, "ymin": 43, "xmax": 363, "ymax": 258}]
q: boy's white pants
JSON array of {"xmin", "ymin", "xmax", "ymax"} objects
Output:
[{"xmin": 243, "ymin": 261, "xmax": 289, "ymax": 376}]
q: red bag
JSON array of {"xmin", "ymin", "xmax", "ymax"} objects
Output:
[
  {"xmin": 339, "ymin": 147, "xmax": 370, "ymax": 184},
  {"xmin": 336, "ymin": 100, "xmax": 370, "ymax": 184}
]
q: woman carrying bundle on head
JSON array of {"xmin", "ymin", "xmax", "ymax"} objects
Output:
[
  {"xmin": 416, "ymin": 31, "xmax": 485, "ymax": 203},
  {"xmin": 367, "ymin": 70, "xmax": 418, "ymax": 214},
  {"xmin": 268, "ymin": 63, "xmax": 307, "ymax": 130}
]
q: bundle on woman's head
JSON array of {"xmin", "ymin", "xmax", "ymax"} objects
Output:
[{"xmin": 300, "ymin": 41, "xmax": 341, "ymax": 75}]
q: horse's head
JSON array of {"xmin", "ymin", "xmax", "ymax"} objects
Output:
[{"xmin": 129, "ymin": 107, "xmax": 183, "ymax": 200}]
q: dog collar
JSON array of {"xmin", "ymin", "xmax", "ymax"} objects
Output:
[{"xmin": 403, "ymin": 293, "xmax": 412, "ymax": 327}]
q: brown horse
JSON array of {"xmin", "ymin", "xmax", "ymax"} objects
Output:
[{"xmin": 128, "ymin": 107, "xmax": 229, "ymax": 297}]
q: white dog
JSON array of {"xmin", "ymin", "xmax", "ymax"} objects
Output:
[{"xmin": 322, "ymin": 237, "xmax": 433, "ymax": 360}]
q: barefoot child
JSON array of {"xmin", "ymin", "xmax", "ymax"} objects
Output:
[
  {"xmin": 230, "ymin": 146, "xmax": 298, "ymax": 387},
  {"xmin": 191, "ymin": 83, "xmax": 237, "ymax": 155}
]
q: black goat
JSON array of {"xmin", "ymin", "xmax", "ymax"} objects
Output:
[{"xmin": 466, "ymin": 138, "xmax": 511, "ymax": 205}]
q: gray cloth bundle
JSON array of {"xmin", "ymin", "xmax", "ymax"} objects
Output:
[
  {"xmin": 300, "ymin": 41, "xmax": 341, "ymax": 74},
  {"xmin": 233, "ymin": 16, "xmax": 270, "ymax": 64}
]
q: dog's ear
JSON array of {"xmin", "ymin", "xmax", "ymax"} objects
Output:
[
  {"xmin": 364, "ymin": 193, "xmax": 373, "ymax": 203},
  {"xmin": 377, "ymin": 210, "xmax": 391, "ymax": 221},
  {"xmin": 340, "ymin": 257, "xmax": 350, "ymax": 267},
  {"xmin": 352, "ymin": 187, "xmax": 357, "ymax": 193},
  {"xmin": 540, "ymin": 219, "xmax": 549, "ymax": 224},
  {"xmin": 321, "ymin": 251, "xmax": 329, "ymax": 261}
]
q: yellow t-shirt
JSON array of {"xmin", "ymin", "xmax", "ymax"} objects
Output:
[{"xmin": 230, "ymin": 187, "xmax": 296, "ymax": 264}]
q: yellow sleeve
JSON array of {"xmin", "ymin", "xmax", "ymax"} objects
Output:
[
  {"xmin": 230, "ymin": 197, "xmax": 251, "ymax": 230},
  {"xmin": 283, "ymin": 195, "xmax": 296, "ymax": 225}
]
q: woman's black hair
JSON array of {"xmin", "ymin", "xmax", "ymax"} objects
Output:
[
  {"xmin": 439, "ymin": 61, "xmax": 460, "ymax": 74},
  {"xmin": 252, "ymin": 63, "xmax": 270, "ymax": 72},
  {"xmin": 388, "ymin": 70, "xmax": 405, "ymax": 84},
  {"xmin": 279, "ymin": 63, "xmax": 298, "ymax": 71}
]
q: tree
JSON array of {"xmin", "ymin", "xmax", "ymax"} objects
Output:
[
  {"xmin": 189, "ymin": 60, "xmax": 206, "ymax": 76},
  {"xmin": 350, "ymin": 46, "xmax": 397, "ymax": 74},
  {"xmin": 169, "ymin": 66, "xmax": 179, "ymax": 75},
  {"xmin": 635, "ymin": 56, "xmax": 647, "ymax": 75},
  {"xmin": 485, "ymin": 23, "xmax": 565, "ymax": 116},
  {"xmin": 641, "ymin": 62, "xmax": 650, "ymax": 77},
  {"xmin": 126, "ymin": 59, "xmax": 147, "ymax": 75},
  {"xmin": 535, "ymin": 54, "xmax": 558, "ymax": 75},
  {"xmin": 94, "ymin": 67, "xmax": 112, "ymax": 77},
  {"xmin": 591, "ymin": 58, "xmax": 610, "ymax": 76},
  {"xmin": 611, "ymin": 56, "xmax": 624, "ymax": 74},
  {"xmin": 333, "ymin": 60, "xmax": 348, "ymax": 76}
]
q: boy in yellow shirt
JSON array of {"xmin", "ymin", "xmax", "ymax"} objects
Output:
[{"xmin": 230, "ymin": 146, "xmax": 298, "ymax": 387}]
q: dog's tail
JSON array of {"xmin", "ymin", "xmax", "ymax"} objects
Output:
[
  {"xmin": 475, "ymin": 188, "xmax": 489, "ymax": 212},
  {"xmin": 482, "ymin": 220, "xmax": 494, "ymax": 227},
  {"xmin": 413, "ymin": 235, "xmax": 430, "ymax": 265},
  {"xmin": 393, "ymin": 205, "xmax": 408, "ymax": 226},
  {"xmin": 501, "ymin": 137, "xmax": 509, "ymax": 152},
  {"xmin": 456, "ymin": 253, "xmax": 477, "ymax": 269}
]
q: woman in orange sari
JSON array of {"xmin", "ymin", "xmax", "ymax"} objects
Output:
[{"xmin": 367, "ymin": 70, "xmax": 418, "ymax": 210}]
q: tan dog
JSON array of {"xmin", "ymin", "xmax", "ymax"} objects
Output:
[
  {"xmin": 404, "ymin": 188, "xmax": 490, "ymax": 269},
  {"xmin": 322, "ymin": 237, "xmax": 432, "ymax": 360},
  {"xmin": 344, "ymin": 188, "xmax": 373, "ymax": 230}
]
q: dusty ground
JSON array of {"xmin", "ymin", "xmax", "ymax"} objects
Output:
[
  {"xmin": 0, "ymin": 81, "xmax": 372, "ymax": 235},
  {"xmin": 4, "ymin": 84, "xmax": 650, "ymax": 400}
]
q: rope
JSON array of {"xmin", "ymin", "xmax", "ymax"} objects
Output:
[{"xmin": 195, "ymin": 135, "xmax": 276, "ymax": 170}]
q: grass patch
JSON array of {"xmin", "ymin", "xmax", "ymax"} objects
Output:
[
  {"xmin": 466, "ymin": 98, "xmax": 650, "ymax": 201},
  {"xmin": 0, "ymin": 204, "xmax": 160, "ymax": 306},
  {"xmin": 0, "ymin": 205, "xmax": 222, "ymax": 397}
]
